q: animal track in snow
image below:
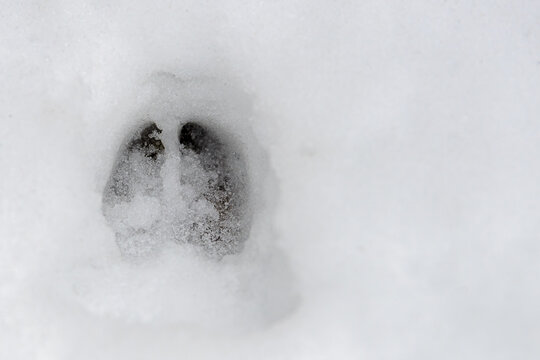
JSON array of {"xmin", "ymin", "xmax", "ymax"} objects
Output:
[{"xmin": 103, "ymin": 119, "xmax": 250, "ymax": 258}]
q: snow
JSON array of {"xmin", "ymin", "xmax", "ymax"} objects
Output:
[{"xmin": 1, "ymin": 0, "xmax": 540, "ymax": 359}]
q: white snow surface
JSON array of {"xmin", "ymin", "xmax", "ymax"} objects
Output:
[{"xmin": 1, "ymin": 0, "xmax": 540, "ymax": 359}]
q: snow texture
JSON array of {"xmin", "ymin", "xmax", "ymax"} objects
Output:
[{"xmin": 1, "ymin": 0, "xmax": 540, "ymax": 359}]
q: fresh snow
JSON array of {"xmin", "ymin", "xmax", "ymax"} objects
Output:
[{"xmin": 1, "ymin": 1, "xmax": 540, "ymax": 359}]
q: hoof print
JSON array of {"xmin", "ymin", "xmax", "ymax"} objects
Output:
[
  {"xmin": 102, "ymin": 122, "xmax": 165, "ymax": 258},
  {"xmin": 179, "ymin": 122, "xmax": 250, "ymax": 257},
  {"xmin": 103, "ymin": 120, "xmax": 250, "ymax": 259}
]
